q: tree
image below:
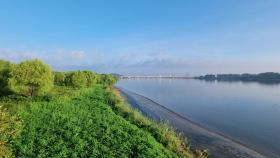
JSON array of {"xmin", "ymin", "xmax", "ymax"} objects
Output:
[
  {"xmin": 64, "ymin": 72, "xmax": 73, "ymax": 87},
  {"xmin": 54, "ymin": 72, "xmax": 66, "ymax": 86},
  {"xmin": 97, "ymin": 74, "xmax": 117, "ymax": 86},
  {"xmin": 9, "ymin": 59, "xmax": 54, "ymax": 97},
  {"xmin": 0, "ymin": 60, "xmax": 12, "ymax": 96},
  {"xmin": 83, "ymin": 71, "xmax": 97, "ymax": 87},
  {"xmin": 70, "ymin": 71, "xmax": 87, "ymax": 88}
]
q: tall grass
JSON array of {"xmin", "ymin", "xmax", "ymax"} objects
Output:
[
  {"xmin": 104, "ymin": 87, "xmax": 196, "ymax": 158},
  {"xmin": 0, "ymin": 106, "xmax": 21, "ymax": 157}
]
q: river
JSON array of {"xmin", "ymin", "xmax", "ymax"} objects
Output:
[{"xmin": 116, "ymin": 79, "xmax": 280, "ymax": 158}]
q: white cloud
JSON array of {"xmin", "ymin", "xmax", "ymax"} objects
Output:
[
  {"xmin": 70, "ymin": 51, "xmax": 86, "ymax": 60},
  {"xmin": 0, "ymin": 49, "xmax": 36, "ymax": 62},
  {"xmin": 0, "ymin": 49, "xmax": 99, "ymax": 69},
  {"xmin": 1, "ymin": 47, "xmax": 280, "ymax": 75}
]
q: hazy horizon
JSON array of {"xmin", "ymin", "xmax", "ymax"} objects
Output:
[{"xmin": 1, "ymin": 0, "xmax": 280, "ymax": 75}]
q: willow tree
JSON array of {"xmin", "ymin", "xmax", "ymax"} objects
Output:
[
  {"xmin": 97, "ymin": 74, "xmax": 117, "ymax": 86},
  {"xmin": 70, "ymin": 71, "xmax": 87, "ymax": 88},
  {"xmin": 9, "ymin": 59, "xmax": 54, "ymax": 97},
  {"xmin": 54, "ymin": 71, "xmax": 66, "ymax": 86},
  {"xmin": 83, "ymin": 71, "xmax": 97, "ymax": 87}
]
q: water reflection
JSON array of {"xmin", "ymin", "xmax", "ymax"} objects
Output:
[{"xmin": 117, "ymin": 79, "xmax": 280, "ymax": 157}]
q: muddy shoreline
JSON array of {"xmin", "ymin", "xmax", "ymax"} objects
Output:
[{"xmin": 117, "ymin": 87, "xmax": 272, "ymax": 158}]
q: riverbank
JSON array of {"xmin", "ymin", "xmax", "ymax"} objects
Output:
[
  {"xmin": 117, "ymin": 87, "xmax": 268, "ymax": 158},
  {"xmin": 0, "ymin": 85, "xmax": 197, "ymax": 157}
]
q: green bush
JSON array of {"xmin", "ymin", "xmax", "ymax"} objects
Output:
[
  {"xmin": 9, "ymin": 59, "xmax": 54, "ymax": 97},
  {"xmin": 54, "ymin": 72, "xmax": 66, "ymax": 86},
  {"xmin": 63, "ymin": 71, "xmax": 114, "ymax": 89},
  {"xmin": 97, "ymin": 74, "xmax": 118, "ymax": 86},
  {"xmin": 71, "ymin": 71, "xmax": 88, "ymax": 88},
  {"xmin": 0, "ymin": 60, "xmax": 12, "ymax": 96},
  {"xmin": 83, "ymin": 71, "xmax": 98, "ymax": 87}
]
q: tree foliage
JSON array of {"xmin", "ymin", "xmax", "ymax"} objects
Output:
[
  {"xmin": 69, "ymin": 71, "xmax": 87, "ymax": 88},
  {"xmin": 1, "ymin": 59, "xmax": 118, "ymax": 96},
  {"xmin": 54, "ymin": 72, "xmax": 65, "ymax": 86},
  {"xmin": 63, "ymin": 71, "xmax": 100, "ymax": 88},
  {"xmin": 97, "ymin": 74, "xmax": 117, "ymax": 86},
  {"xmin": 83, "ymin": 71, "xmax": 97, "ymax": 87},
  {"xmin": 9, "ymin": 59, "xmax": 54, "ymax": 97},
  {"xmin": 0, "ymin": 60, "xmax": 12, "ymax": 96}
]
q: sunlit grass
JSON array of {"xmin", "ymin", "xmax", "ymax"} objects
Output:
[
  {"xmin": 105, "ymin": 87, "xmax": 195, "ymax": 158},
  {"xmin": 5, "ymin": 85, "xmax": 194, "ymax": 157}
]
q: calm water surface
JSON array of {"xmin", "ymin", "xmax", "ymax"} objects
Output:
[{"xmin": 116, "ymin": 79, "xmax": 280, "ymax": 157}]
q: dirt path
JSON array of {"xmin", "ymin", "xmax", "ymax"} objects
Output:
[{"xmin": 117, "ymin": 87, "xmax": 271, "ymax": 158}]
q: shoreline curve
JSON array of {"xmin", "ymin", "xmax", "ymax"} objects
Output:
[{"xmin": 116, "ymin": 87, "xmax": 272, "ymax": 158}]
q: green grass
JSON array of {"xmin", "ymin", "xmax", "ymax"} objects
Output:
[
  {"xmin": 3, "ymin": 85, "xmax": 194, "ymax": 158},
  {"xmin": 0, "ymin": 106, "xmax": 21, "ymax": 157},
  {"xmin": 103, "ymin": 87, "xmax": 194, "ymax": 158}
]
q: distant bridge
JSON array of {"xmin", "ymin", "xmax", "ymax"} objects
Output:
[{"xmin": 120, "ymin": 75, "xmax": 193, "ymax": 79}]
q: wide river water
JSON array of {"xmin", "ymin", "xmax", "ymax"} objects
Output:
[{"xmin": 116, "ymin": 79, "xmax": 280, "ymax": 157}]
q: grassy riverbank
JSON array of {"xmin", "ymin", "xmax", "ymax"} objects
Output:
[
  {"xmin": 0, "ymin": 59, "xmax": 207, "ymax": 157},
  {"xmin": 0, "ymin": 85, "xmax": 206, "ymax": 157}
]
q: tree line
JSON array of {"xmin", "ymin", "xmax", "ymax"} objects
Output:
[
  {"xmin": 0, "ymin": 59, "xmax": 117, "ymax": 97},
  {"xmin": 195, "ymin": 72, "xmax": 280, "ymax": 84}
]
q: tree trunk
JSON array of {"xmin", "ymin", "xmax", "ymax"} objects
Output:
[{"xmin": 30, "ymin": 85, "xmax": 34, "ymax": 97}]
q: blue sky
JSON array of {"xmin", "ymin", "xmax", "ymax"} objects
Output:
[{"xmin": 0, "ymin": 0, "xmax": 280, "ymax": 75}]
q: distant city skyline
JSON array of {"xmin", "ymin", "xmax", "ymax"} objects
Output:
[{"xmin": 0, "ymin": 0, "xmax": 280, "ymax": 75}]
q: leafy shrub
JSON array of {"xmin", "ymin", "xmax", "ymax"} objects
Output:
[
  {"xmin": 0, "ymin": 60, "xmax": 12, "ymax": 96},
  {"xmin": 54, "ymin": 72, "xmax": 66, "ymax": 86},
  {"xmin": 69, "ymin": 71, "xmax": 87, "ymax": 88},
  {"xmin": 83, "ymin": 71, "xmax": 98, "ymax": 87},
  {"xmin": 97, "ymin": 74, "xmax": 118, "ymax": 87},
  {"xmin": 9, "ymin": 59, "xmax": 54, "ymax": 97}
]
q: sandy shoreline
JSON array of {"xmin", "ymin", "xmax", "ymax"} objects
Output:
[{"xmin": 117, "ymin": 87, "xmax": 272, "ymax": 158}]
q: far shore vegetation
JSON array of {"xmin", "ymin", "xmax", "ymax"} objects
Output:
[
  {"xmin": 0, "ymin": 59, "xmax": 207, "ymax": 158},
  {"xmin": 195, "ymin": 72, "xmax": 280, "ymax": 84}
]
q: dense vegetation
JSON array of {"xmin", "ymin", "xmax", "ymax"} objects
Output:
[
  {"xmin": 0, "ymin": 59, "xmax": 202, "ymax": 157},
  {"xmin": 0, "ymin": 60, "xmax": 12, "ymax": 96},
  {"xmin": 9, "ymin": 59, "xmax": 54, "ymax": 97},
  {"xmin": 195, "ymin": 72, "xmax": 280, "ymax": 84},
  {"xmin": 12, "ymin": 86, "xmax": 182, "ymax": 157}
]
